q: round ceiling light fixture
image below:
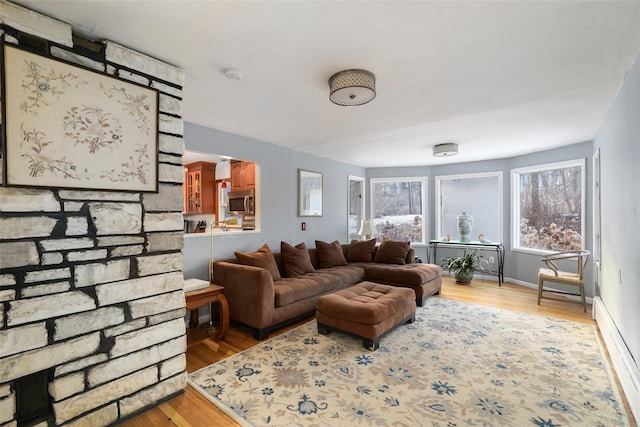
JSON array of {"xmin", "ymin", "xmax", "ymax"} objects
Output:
[
  {"xmin": 329, "ymin": 69, "xmax": 376, "ymax": 106},
  {"xmin": 433, "ymin": 143, "xmax": 459, "ymax": 157}
]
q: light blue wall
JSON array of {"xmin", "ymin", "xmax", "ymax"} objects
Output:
[
  {"xmin": 183, "ymin": 123, "xmax": 365, "ymax": 279},
  {"xmin": 505, "ymin": 143, "xmax": 594, "ymax": 288},
  {"xmin": 184, "ymin": 122, "xmax": 595, "ymax": 289},
  {"xmin": 593, "ymin": 54, "xmax": 640, "ymax": 367},
  {"xmin": 183, "ymin": 55, "xmax": 639, "ymax": 379},
  {"xmin": 367, "ymin": 142, "xmax": 593, "ymax": 292}
]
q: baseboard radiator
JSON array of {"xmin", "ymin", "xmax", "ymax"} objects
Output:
[{"xmin": 593, "ymin": 297, "xmax": 639, "ymax": 423}]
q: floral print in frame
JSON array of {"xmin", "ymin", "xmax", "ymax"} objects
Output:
[{"xmin": 1, "ymin": 43, "xmax": 158, "ymax": 192}]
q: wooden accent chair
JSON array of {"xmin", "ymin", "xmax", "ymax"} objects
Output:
[{"xmin": 537, "ymin": 250, "xmax": 590, "ymax": 312}]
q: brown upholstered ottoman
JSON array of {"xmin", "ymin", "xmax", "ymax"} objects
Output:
[{"xmin": 316, "ymin": 281, "xmax": 416, "ymax": 351}]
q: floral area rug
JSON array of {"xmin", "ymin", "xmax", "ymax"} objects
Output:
[{"xmin": 187, "ymin": 298, "xmax": 631, "ymax": 427}]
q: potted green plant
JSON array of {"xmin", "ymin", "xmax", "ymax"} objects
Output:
[{"xmin": 445, "ymin": 249, "xmax": 486, "ymax": 284}]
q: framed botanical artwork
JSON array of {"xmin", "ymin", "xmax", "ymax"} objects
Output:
[
  {"xmin": 1, "ymin": 43, "xmax": 159, "ymax": 192},
  {"xmin": 298, "ymin": 169, "xmax": 322, "ymax": 217}
]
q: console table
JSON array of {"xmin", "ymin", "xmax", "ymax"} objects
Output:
[
  {"xmin": 185, "ymin": 284, "xmax": 229, "ymax": 340},
  {"xmin": 427, "ymin": 240, "xmax": 505, "ymax": 286}
]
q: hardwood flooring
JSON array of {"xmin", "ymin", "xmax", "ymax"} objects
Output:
[{"xmin": 119, "ymin": 277, "xmax": 636, "ymax": 427}]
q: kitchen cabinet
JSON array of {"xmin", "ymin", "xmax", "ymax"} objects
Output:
[
  {"xmin": 230, "ymin": 161, "xmax": 255, "ymax": 191},
  {"xmin": 184, "ymin": 161, "xmax": 216, "ymax": 214}
]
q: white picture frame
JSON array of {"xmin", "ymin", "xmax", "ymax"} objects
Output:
[{"xmin": 298, "ymin": 169, "xmax": 322, "ymax": 217}]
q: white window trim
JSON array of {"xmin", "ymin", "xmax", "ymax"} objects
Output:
[
  {"xmin": 369, "ymin": 176, "xmax": 428, "ymax": 245},
  {"xmin": 510, "ymin": 158, "xmax": 586, "ymax": 255},
  {"xmin": 435, "ymin": 171, "xmax": 503, "ymax": 243}
]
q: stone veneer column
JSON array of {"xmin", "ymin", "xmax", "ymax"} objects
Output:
[{"xmin": 0, "ymin": 2, "xmax": 187, "ymax": 425}]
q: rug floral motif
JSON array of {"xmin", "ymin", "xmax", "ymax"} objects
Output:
[{"xmin": 188, "ymin": 298, "xmax": 631, "ymax": 426}]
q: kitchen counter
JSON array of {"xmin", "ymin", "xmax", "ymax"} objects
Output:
[{"xmin": 184, "ymin": 228, "xmax": 259, "ymax": 238}]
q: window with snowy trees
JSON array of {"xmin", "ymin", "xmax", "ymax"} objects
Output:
[
  {"xmin": 511, "ymin": 159, "xmax": 585, "ymax": 253},
  {"xmin": 370, "ymin": 177, "xmax": 427, "ymax": 244}
]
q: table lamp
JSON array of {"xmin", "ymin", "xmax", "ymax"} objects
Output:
[{"xmin": 357, "ymin": 219, "xmax": 375, "ymax": 240}]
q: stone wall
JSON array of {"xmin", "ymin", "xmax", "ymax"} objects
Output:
[{"xmin": 0, "ymin": 2, "xmax": 187, "ymax": 425}]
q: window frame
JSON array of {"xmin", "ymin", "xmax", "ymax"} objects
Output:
[
  {"xmin": 435, "ymin": 171, "xmax": 503, "ymax": 243},
  {"xmin": 510, "ymin": 158, "xmax": 586, "ymax": 255},
  {"xmin": 369, "ymin": 176, "xmax": 428, "ymax": 246}
]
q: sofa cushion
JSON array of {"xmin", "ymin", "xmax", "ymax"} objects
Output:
[
  {"xmin": 281, "ymin": 241, "xmax": 315, "ymax": 277},
  {"xmin": 274, "ymin": 265, "xmax": 366, "ymax": 307},
  {"xmin": 309, "ymin": 265, "xmax": 366, "ymax": 288},
  {"xmin": 316, "ymin": 240, "xmax": 348, "ymax": 268},
  {"xmin": 365, "ymin": 263, "xmax": 442, "ymax": 285},
  {"xmin": 235, "ymin": 243, "xmax": 281, "ymax": 280},
  {"xmin": 275, "ymin": 275, "xmax": 332, "ymax": 307},
  {"xmin": 347, "ymin": 238, "xmax": 377, "ymax": 262},
  {"xmin": 374, "ymin": 239, "xmax": 410, "ymax": 265}
]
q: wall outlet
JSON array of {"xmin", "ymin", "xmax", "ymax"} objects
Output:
[{"xmin": 488, "ymin": 256, "xmax": 495, "ymax": 264}]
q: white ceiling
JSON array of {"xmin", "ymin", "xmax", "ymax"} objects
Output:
[{"xmin": 13, "ymin": 1, "xmax": 640, "ymax": 167}]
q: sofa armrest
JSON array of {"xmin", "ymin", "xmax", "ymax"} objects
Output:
[{"xmin": 212, "ymin": 261, "xmax": 275, "ymax": 329}]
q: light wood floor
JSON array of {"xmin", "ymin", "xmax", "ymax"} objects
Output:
[{"xmin": 120, "ymin": 277, "xmax": 636, "ymax": 426}]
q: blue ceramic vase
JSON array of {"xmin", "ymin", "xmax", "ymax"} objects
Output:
[{"xmin": 457, "ymin": 212, "xmax": 473, "ymax": 242}]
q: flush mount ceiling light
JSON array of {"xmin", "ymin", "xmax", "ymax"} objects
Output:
[
  {"xmin": 329, "ymin": 69, "xmax": 376, "ymax": 106},
  {"xmin": 433, "ymin": 143, "xmax": 459, "ymax": 157}
]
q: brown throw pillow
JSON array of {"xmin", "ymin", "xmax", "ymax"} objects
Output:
[
  {"xmin": 374, "ymin": 238, "xmax": 410, "ymax": 265},
  {"xmin": 347, "ymin": 238, "xmax": 377, "ymax": 262},
  {"xmin": 315, "ymin": 240, "xmax": 348, "ymax": 268},
  {"xmin": 281, "ymin": 242, "xmax": 315, "ymax": 277},
  {"xmin": 235, "ymin": 243, "xmax": 281, "ymax": 280}
]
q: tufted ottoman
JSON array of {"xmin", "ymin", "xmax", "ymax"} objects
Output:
[{"xmin": 316, "ymin": 281, "xmax": 416, "ymax": 351}]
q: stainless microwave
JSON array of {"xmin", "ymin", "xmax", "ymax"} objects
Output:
[{"xmin": 227, "ymin": 189, "xmax": 255, "ymax": 215}]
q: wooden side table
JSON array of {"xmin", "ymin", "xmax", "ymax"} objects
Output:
[{"xmin": 184, "ymin": 284, "xmax": 229, "ymax": 340}]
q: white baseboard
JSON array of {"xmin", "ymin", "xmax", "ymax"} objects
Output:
[
  {"xmin": 505, "ymin": 278, "xmax": 594, "ymax": 305},
  {"xmin": 593, "ymin": 297, "xmax": 640, "ymax": 423}
]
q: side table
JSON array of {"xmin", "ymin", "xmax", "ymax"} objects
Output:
[
  {"xmin": 184, "ymin": 284, "xmax": 229, "ymax": 340},
  {"xmin": 427, "ymin": 240, "xmax": 505, "ymax": 286}
]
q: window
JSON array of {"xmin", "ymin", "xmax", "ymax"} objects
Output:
[
  {"xmin": 436, "ymin": 172, "xmax": 502, "ymax": 242},
  {"xmin": 511, "ymin": 159, "xmax": 585, "ymax": 253},
  {"xmin": 370, "ymin": 177, "xmax": 427, "ymax": 244}
]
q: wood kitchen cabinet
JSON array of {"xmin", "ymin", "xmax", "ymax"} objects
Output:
[
  {"xmin": 230, "ymin": 160, "xmax": 255, "ymax": 191},
  {"xmin": 184, "ymin": 161, "xmax": 216, "ymax": 214}
]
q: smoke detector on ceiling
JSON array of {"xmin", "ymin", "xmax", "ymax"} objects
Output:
[{"xmin": 224, "ymin": 68, "xmax": 243, "ymax": 80}]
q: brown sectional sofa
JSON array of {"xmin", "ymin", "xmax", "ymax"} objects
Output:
[{"xmin": 212, "ymin": 240, "xmax": 442, "ymax": 340}]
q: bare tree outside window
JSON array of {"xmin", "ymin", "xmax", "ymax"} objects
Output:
[
  {"xmin": 512, "ymin": 160, "xmax": 585, "ymax": 252},
  {"xmin": 370, "ymin": 178, "xmax": 427, "ymax": 243}
]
